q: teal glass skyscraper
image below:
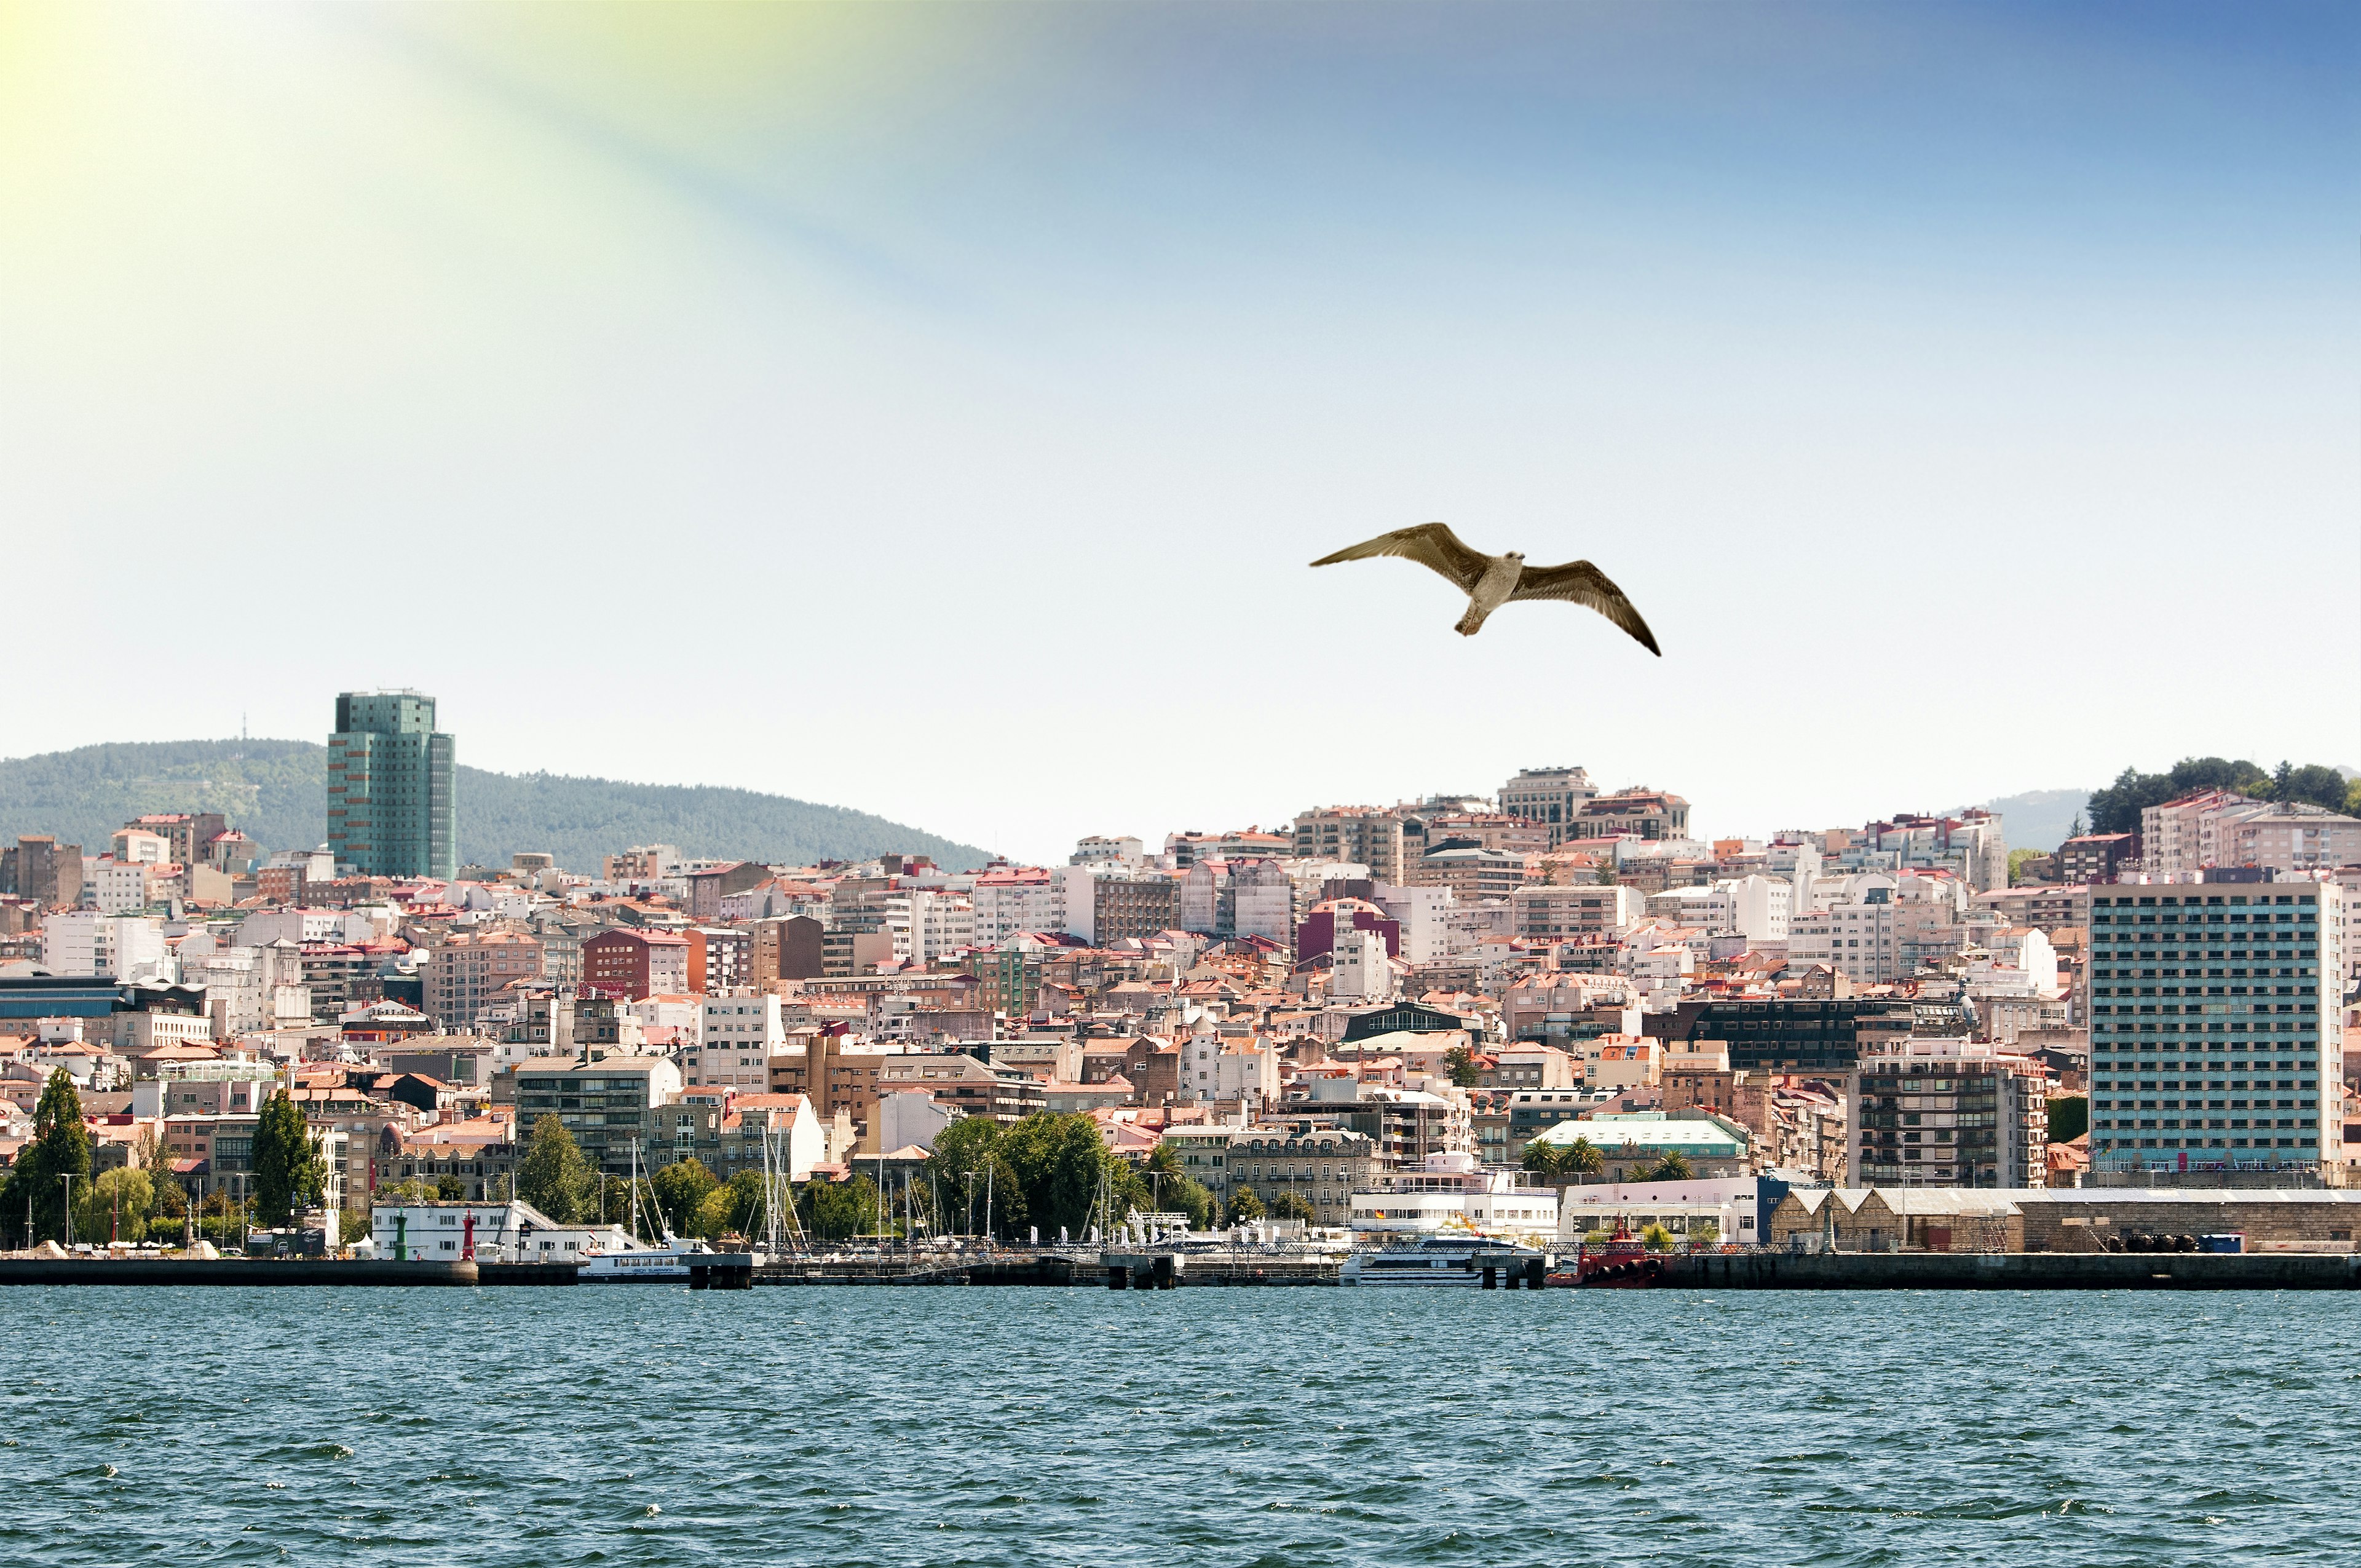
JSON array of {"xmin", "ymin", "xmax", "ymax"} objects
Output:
[{"xmin": 327, "ymin": 691, "xmax": 456, "ymax": 879}]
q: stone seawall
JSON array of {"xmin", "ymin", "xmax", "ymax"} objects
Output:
[
  {"xmin": 1663, "ymin": 1251, "xmax": 2361, "ymax": 1290},
  {"xmin": 0, "ymin": 1259, "xmax": 481, "ymax": 1286}
]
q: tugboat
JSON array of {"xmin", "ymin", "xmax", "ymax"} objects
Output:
[
  {"xmin": 1555, "ymin": 1218, "xmax": 1666, "ymax": 1288},
  {"xmin": 1340, "ymin": 1233, "xmax": 1551, "ymax": 1288}
]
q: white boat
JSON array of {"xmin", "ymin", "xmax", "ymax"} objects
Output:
[
  {"xmin": 579, "ymin": 1233, "xmax": 755, "ymax": 1287},
  {"xmin": 1349, "ymin": 1151, "xmax": 1559, "ymax": 1244},
  {"xmin": 577, "ymin": 1139, "xmax": 756, "ymax": 1288},
  {"xmin": 1340, "ymin": 1233, "xmax": 1551, "ymax": 1287}
]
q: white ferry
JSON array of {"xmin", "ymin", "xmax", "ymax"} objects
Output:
[
  {"xmin": 577, "ymin": 1140, "xmax": 756, "ymax": 1288},
  {"xmin": 1341, "ymin": 1234, "xmax": 1552, "ymax": 1288},
  {"xmin": 579, "ymin": 1233, "xmax": 755, "ymax": 1288}
]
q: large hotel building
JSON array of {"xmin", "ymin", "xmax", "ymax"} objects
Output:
[{"xmin": 2086, "ymin": 882, "xmax": 2343, "ymax": 1169}]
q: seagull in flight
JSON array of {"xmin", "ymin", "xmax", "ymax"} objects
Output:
[{"xmin": 1310, "ymin": 523, "xmax": 1661, "ymax": 653}]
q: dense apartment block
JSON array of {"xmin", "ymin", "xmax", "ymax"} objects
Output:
[
  {"xmin": 580, "ymin": 927, "xmax": 690, "ymax": 1000},
  {"xmin": 422, "ymin": 930, "xmax": 544, "ymax": 1032},
  {"xmin": 1849, "ymin": 1036, "xmax": 2050, "ymax": 1189},
  {"xmin": 1293, "ymin": 807, "xmax": 1404, "ymax": 882},
  {"xmin": 2084, "ymin": 884, "xmax": 2343, "ymax": 1170}
]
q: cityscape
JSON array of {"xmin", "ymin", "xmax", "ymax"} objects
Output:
[
  {"xmin": 2, "ymin": 689, "xmax": 2353, "ymax": 1273},
  {"xmin": 4, "ymin": 4, "xmax": 2357, "ymax": 1561}
]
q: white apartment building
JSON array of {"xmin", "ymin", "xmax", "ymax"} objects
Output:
[
  {"xmin": 2217, "ymin": 803, "xmax": 2361, "ymax": 875},
  {"xmin": 2086, "ymin": 882, "xmax": 2344, "ymax": 1172},
  {"xmin": 970, "ymin": 866, "xmax": 1061, "ymax": 946},
  {"xmin": 92, "ymin": 859, "xmax": 157, "ymax": 916},
  {"xmin": 1229, "ymin": 860, "xmax": 1295, "ymax": 945},
  {"xmin": 42, "ymin": 912, "xmax": 170, "ymax": 982},
  {"xmin": 1790, "ymin": 872, "xmax": 1966, "ymax": 983},
  {"xmin": 1329, "ymin": 927, "xmax": 1397, "ymax": 1002},
  {"xmin": 2141, "ymin": 791, "xmax": 2259, "ymax": 881},
  {"xmin": 1071, "ymin": 835, "xmax": 1145, "ymax": 868},
  {"xmin": 1509, "ymin": 884, "xmax": 1641, "ymax": 944},
  {"xmin": 886, "ymin": 889, "xmax": 975, "ymax": 967},
  {"xmin": 1371, "ymin": 882, "xmax": 1456, "ymax": 964},
  {"xmin": 684, "ymin": 992, "xmax": 783, "ymax": 1088},
  {"xmin": 1718, "ymin": 874, "xmax": 1793, "ymax": 941},
  {"xmin": 1177, "ymin": 1017, "xmax": 1282, "ymax": 1113},
  {"xmin": 1051, "ymin": 863, "xmax": 1118, "ymax": 943}
]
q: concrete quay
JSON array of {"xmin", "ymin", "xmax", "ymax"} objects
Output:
[
  {"xmin": 0, "ymin": 1257, "xmax": 483, "ymax": 1286},
  {"xmin": 1663, "ymin": 1250, "xmax": 2361, "ymax": 1290}
]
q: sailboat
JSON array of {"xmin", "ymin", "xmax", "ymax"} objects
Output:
[{"xmin": 579, "ymin": 1139, "xmax": 754, "ymax": 1289}]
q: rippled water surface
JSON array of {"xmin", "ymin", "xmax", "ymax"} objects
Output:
[{"xmin": 6, "ymin": 1285, "xmax": 2360, "ymax": 1564}]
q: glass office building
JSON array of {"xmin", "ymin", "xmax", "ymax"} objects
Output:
[{"xmin": 327, "ymin": 691, "xmax": 456, "ymax": 880}]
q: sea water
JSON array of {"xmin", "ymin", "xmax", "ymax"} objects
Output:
[{"xmin": 3, "ymin": 1285, "xmax": 2356, "ymax": 1565}]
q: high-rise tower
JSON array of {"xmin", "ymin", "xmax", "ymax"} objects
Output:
[{"xmin": 327, "ymin": 691, "xmax": 456, "ymax": 879}]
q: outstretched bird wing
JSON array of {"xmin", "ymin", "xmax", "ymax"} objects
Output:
[
  {"xmin": 1310, "ymin": 523, "xmax": 1490, "ymax": 593},
  {"xmin": 1508, "ymin": 560, "xmax": 1662, "ymax": 655}
]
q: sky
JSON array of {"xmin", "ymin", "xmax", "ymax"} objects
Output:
[{"xmin": 2, "ymin": 1, "xmax": 2355, "ymax": 863}]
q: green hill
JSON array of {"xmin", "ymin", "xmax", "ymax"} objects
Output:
[{"xmin": 0, "ymin": 739, "xmax": 989, "ymax": 873}]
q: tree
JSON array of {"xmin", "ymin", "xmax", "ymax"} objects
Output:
[
  {"xmin": 2, "ymin": 1068, "xmax": 92, "ymax": 1245},
  {"xmin": 722, "ymin": 1168, "xmax": 775, "ymax": 1238},
  {"xmin": 1520, "ymin": 1141, "xmax": 1567, "ymax": 1178},
  {"xmin": 690, "ymin": 1186, "xmax": 737, "ymax": 1240},
  {"xmin": 1442, "ymin": 1045, "xmax": 1481, "ymax": 1089},
  {"xmin": 250, "ymin": 1090, "xmax": 325, "ymax": 1227},
  {"xmin": 927, "ymin": 1117, "xmax": 1023, "ymax": 1238},
  {"xmin": 1639, "ymin": 1223, "xmax": 1675, "ymax": 1252},
  {"xmin": 2047, "ymin": 1095, "xmax": 2089, "ymax": 1145},
  {"xmin": 2087, "ymin": 756, "xmax": 2272, "ymax": 836},
  {"xmin": 999, "ymin": 1112, "xmax": 1118, "ymax": 1241},
  {"xmin": 1561, "ymin": 1136, "xmax": 1604, "ymax": 1181},
  {"xmin": 799, "ymin": 1174, "xmax": 880, "ymax": 1240},
  {"xmin": 79, "ymin": 1168, "xmax": 153, "ymax": 1245},
  {"xmin": 2269, "ymin": 762, "xmax": 2347, "ymax": 814},
  {"xmin": 649, "ymin": 1157, "xmax": 719, "ymax": 1236},
  {"xmin": 1637, "ymin": 1150, "xmax": 1693, "ymax": 1184},
  {"xmin": 1226, "ymin": 1186, "xmax": 1265, "ymax": 1224},
  {"xmin": 1268, "ymin": 1190, "xmax": 1315, "ymax": 1222},
  {"xmin": 1140, "ymin": 1142, "xmax": 1214, "ymax": 1231},
  {"xmin": 516, "ymin": 1114, "xmax": 595, "ymax": 1224},
  {"xmin": 139, "ymin": 1127, "xmax": 182, "ymax": 1218},
  {"xmin": 433, "ymin": 1174, "xmax": 467, "ymax": 1202}
]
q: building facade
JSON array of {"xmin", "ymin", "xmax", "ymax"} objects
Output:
[
  {"xmin": 326, "ymin": 690, "xmax": 456, "ymax": 880},
  {"xmin": 2084, "ymin": 883, "xmax": 2343, "ymax": 1171},
  {"xmin": 1848, "ymin": 1036, "xmax": 2049, "ymax": 1188},
  {"xmin": 1499, "ymin": 767, "xmax": 1599, "ymax": 849}
]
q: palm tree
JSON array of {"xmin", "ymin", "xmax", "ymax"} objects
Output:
[
  {"xmin": 1563, "ymin": 1136, "xmax": 1604, "ymax": 1182},
  {"xmin": 1640, "ymin": 1150, "xmax": 1693, "ymax": 1184},
  {"xmin": 1519, "ymin": 1141, "xmax": 1567, "ymax": 1178}
]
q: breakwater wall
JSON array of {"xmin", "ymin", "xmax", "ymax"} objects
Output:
[
  {"xmin": 1663, "ymin": 1251, "xmax": 2361, "ymax": 1290},
  {"xmin": 0, "ymin": 1258, "xmax": 483, "ymax": 1286}
]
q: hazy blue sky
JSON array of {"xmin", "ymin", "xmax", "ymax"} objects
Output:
[{"xmin": 3, "ymin": 2, "xmax": 2354, "ymax": 861}]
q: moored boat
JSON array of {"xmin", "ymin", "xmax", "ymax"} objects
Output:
[{"xmin": 1341, "ymin": 1234, "xmax": 1551, "ymax": 1287}]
